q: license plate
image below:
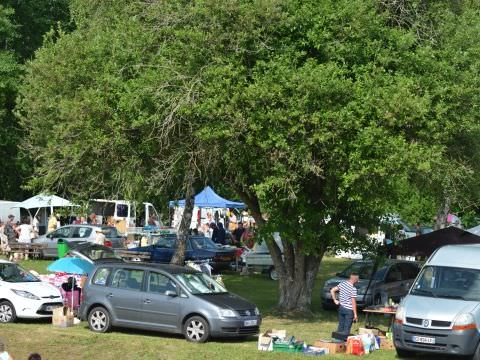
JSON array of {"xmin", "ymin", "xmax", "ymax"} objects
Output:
[
  {"xmin": 244, "ymin": 320, "xmax": 257, "ymax": 326},
  {"xmin": 412, "ymin": 336, "xmax": 435, "ymax": 344}
]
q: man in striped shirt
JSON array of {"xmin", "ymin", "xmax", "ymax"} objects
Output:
[{"xmin": 330, "ymin": 272, "xmax": 359, "ymax": 339}]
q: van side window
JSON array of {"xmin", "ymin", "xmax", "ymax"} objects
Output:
[
  {"xmin": 386, "ymin": 266, "xmax": 402, "ymax": 282},
  {"xmin": 110, "ymin": 269, "xmax": 144, "ymax": 290},
  {"xmin": 148, "ymin": 272, "xmax": 177, "ymax": 295},
  {"xmin": 92, "ymin": 268, "xmax": 111, "ymax": 286}
]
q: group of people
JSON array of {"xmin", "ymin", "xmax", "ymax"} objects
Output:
[
  {"xmin": 0, "ymin": 214, "xmax": 40, "ymax": 252},
  {"xmin": 0, "ymin": 339, "xmax": 41, "ymax": 360},
  {"xmin": 193, "ymin": 217, "xmax": 255, "ymax": 248}
]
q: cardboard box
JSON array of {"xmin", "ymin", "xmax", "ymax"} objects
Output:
[
  {"xmin": 378, "ymin": 336, "xmax": 395, "ymax": 350},
  {"xmin": 258, "ymin": 329, "xmax": 287, "ymax": 351},
  {"xmin": 52, "ymin": 306, "xmax": 74, "ymax": 328},
  {"xmin": 313, "ymin": 340, "xmax": 346, "ymax": 354}
]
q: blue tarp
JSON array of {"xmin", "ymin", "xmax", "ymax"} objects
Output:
[{"xmin": 169, "ymin": 186, "xmax": 245, "ymax": 209}]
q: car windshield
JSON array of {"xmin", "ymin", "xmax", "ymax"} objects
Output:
[
  {"xmin": 411, "ymin": 266, "xmax": 480, "ymax": 301},
  {"xmin": 189, "ymin": 237, "xmax": 218, "ymax": 250},
  {"xmin": 0, "ymin": 263, "xmax": 40, "ymax": 283},
  {"xmin": 175, "ymin": 273, "xmax": 227, "ymax": 295},
  {"xmin": 102, "ymin": 226, "xmax": 120, "ymax": 238},
  {"xmin": 153, "ymin": 236, "xmax": 176, "ymax": 249},
  {"xmin": 78, "ymin": 245, "xmax": 121, "ymax": 261},
  {"xmin": 339, "ymin": 262, "xmax": 374, "ymax": 280}
]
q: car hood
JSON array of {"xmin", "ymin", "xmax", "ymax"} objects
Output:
[
  {"xmin": 403, "ymin": 295, "xmax": 479, "ymax": 322},
  {"xmin": 197, "ymin": 292, "xmax": 255, "ymax": 311},
  {"xmin": 7, "ymin": 281, "xmax": 61, "ymax": 298}
]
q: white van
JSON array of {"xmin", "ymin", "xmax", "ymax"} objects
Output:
[{"xmin": 393, "ymin": 244, "xmax": 480, "ymax": 359}]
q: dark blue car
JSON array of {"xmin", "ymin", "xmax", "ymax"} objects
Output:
[{"xmin": 130, "ymin": 235, "xmax": 237, "ymax": 271}]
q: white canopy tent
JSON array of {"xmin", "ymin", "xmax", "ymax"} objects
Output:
[
  {"xmin": 11, "ymin": 194, "xmax": 78, "ymax": 234},
  {"xmin": 12, "ymin": 194, "xmax": 76, "ymax": 211}
]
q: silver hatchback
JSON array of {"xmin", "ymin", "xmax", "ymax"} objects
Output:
[{"xmin": 79, "ymin": 263, "xmax": 261, "ymax": 342}]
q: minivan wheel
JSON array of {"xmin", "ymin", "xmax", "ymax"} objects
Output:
[
  {"xmin": 269, "ymin": 267, "xmax": 279, "ymax": 281},
  {"xmin": 0, "ymin": 301, "xmax": 16, "ymax": 323},
  {"xmin": 396, "ymin": 348, "xmax": 415, "ymax": 358},
  {"xmin": 183, "ymin": 316, "xmax": 210, "ymax": 343},
  {"xmin": 88, "ymin": 307, "xmax": 112, "ymax": 333}
]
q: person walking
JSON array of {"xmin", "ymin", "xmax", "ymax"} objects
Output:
[
  {"xmin": 4, "ymin": 215, "xmax": 17, "ymax": 245},
  {"xmin": 330, "ymin": 272, "xmax": 359, "ymax": 341}
]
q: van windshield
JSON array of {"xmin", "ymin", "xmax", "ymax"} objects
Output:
[{"xmin": 411, "ymin": 266, "xmax": 480, "ymax": 301}]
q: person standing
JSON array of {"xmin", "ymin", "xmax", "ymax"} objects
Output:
[
  {"xmin": 16, "ymin": 218, "xmax": 34, "ymax": 244},
  {"xmin": 330, "ymin": 272, "xmax": 359, "ymax": 340},
  {"xmin": 232, "ymin": 222, "xmax": 245, "ymax": 245},
  {"xmin": 4, "ymin": 215, "xmax": 17, "ymax": 245},
  {"xmin": 48, "ymin": 214, "xmax": 58, "ymax": 233},
  {"xmin": 95, "ymin": 228, "xmax": 106, "ymax": 245}
]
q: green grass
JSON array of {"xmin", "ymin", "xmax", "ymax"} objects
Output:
[{"xmin": 0, "ymin": 257, "xmax": 439, "ymax": 359}]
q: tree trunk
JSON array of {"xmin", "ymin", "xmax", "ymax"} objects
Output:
[
  {"xmin": 171, "ymin": 176, "xmax": 195, "ymax": 265},
  {"xmin": 434, "ymin": 197, "xmax": 450, "ymax": 230}
]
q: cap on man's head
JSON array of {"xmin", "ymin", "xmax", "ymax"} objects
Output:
[{"xmin": 8, "ymin": 214, "xmax": 14, "ymax": 219}]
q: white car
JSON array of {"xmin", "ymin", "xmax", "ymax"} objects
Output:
[{"xmin": 0, "ymin": 260, "xmax": 63, "ymax": 323}]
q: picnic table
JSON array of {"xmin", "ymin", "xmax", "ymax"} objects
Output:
[
  {"xmin": 3, "ymin": 243, "xmax": 47, "ymax": 260},
  {"xmin": 114, "ymin": 249, "xmax": 151, "ymax": 261},
  {"xmin": 363, "ymin": 306, "xmax": 397, "ymax": 333}
]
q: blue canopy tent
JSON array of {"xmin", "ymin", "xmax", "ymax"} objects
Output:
[{"xmin": 169, "ymin": 186, "xmax": 245, "ymax": 209}]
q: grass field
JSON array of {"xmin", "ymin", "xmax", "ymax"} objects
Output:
[{"xmin": 0, "ymin": 257, "xmax": 438, "ymax": 359}]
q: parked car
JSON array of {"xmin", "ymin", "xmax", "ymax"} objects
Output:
[
  {"xmin": 242, "ymin": 233, "xmax": 284, "ymax": 280},
  {"xmin": 130, "ymin": 235, "xmax": 236, "ymax": 271},
  {"xmin": 0, "ymin": 259, "xmax": 63, "ymax": 323},
  {"xmin": 321, "ymin": 260, "xmax": 421, "ymax": 309},
  {"xmin": 33, "ymin": 225, "xmax": 126, "ymax": 258},
  {"xmin": 393, "ymin": 245, "xmax": 480, "ymax": 359},
  {"xmin": 79, "ymin": 262, "xmax": 261, "ymax": 342}
]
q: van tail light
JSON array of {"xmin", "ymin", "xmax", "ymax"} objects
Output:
[
  {"xmin": 453, "ymin": 313, "xmax": 476, "ymax": 331},
  {"xmin": 104, "ymin": 240, "xmax": 112, "ymax": 248}
]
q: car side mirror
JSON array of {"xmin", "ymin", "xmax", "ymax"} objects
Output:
[{"xmin": 165, "ymin": 290, "xmax": 177, "ymax": 297}]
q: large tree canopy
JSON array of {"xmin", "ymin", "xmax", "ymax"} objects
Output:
[{"xmin": 18, "ymin": 0, "xmax": 480, "ymax": 312}]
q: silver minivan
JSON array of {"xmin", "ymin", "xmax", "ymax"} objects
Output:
[{"xmin": 393, "ymin": 244, "xmax": 480, "ymax": 359}]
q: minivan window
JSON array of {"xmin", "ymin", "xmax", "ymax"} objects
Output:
[
  {"xmin": 111, "ymin": 269, "xmax": 144, "ymax": 290},
  {"xmin": 92, "ymin": 268, "xmax": 111, "ymax": 286},
  {"xmin": 175, "ymin": 273, "xmax": 227, "ymax": 295},
  {"xmin": 412, "ymin": 266, "xmax": 480, "ymax": 301},
  {"xmin": 148, "ymin": 272, "xmax": 177, "ymax": 295},
  {"xmin": 339, "ymin": 262, "xmax": 374, "ymax": 280}
]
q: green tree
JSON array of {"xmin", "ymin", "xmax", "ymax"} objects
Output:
[{"xmin": 18, "ymin": 0, "xmax": 480, "ymax": 313}]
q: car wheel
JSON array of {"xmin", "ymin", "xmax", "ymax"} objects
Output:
[
  {"xmin": 88, "ymin": 307, "xmax": 112, "ymax": 333},
  {"xmin": 183, "ymin": 316, "xmax": 210, "ymax": 343},
  {"xmin": 322, "ymin": 303, "xmax": 335, "ymax": 311},
  {"xmin": 396, "ymin": 348, "xmax": 415, "ymax": 358},
  {"xmin": 269, "ymin": 267, "xmax": 279, "ymax": 281},
  {"xmin": 0, "ymin": 300, "xmax": 17, "ymax": 323}
]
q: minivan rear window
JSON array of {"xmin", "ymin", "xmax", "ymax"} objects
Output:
[{"xmin": 412, "ymin": 266, "xmax": 480, "ymax": 301}]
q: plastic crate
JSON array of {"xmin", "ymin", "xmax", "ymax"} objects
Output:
[{"xmin": 273, "ymin": 343, "xmax": 304, "ymax": 353}]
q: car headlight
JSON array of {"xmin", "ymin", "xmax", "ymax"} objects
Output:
[
  {"xmin": 254, "ymin": 307, "xmax": 260, "ymax": 316},
  {"xmin": 453, "ymin": 313, "xmax": 476, "ymax": 331},
  {"xmin": 11, "ymin": 289, "xmax": 40, "ymax": 300},
  {"xmin": 395, "ymin": 304, "xmax": 405, "ymax": 324},
  {"xmin": 218, "ymin": 309, "xmax": 237, "ymax": 318}
]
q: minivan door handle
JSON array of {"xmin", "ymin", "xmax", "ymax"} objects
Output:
[
  {"xmin": 107, "ymin": 293, "xmax": 114, "ymax": 298},
  {"xmin": 144, "ymin": 299, "xmax": 152, "ymax": 304}
]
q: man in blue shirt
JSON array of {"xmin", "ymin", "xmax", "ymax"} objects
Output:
[{"xmin": 330, "ymin": 272, "xmax": 359, "ymax": 340}]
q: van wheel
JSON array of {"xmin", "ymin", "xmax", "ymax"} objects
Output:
[
  {"xmin": 0, "ymin": 301, "xmax": 16, "ymax": 323},
  {"xmin": 269, "ymin": 267, "xmax": 279, "ymax": 281},
  {"xmin": 183, "ymin": 316, "xmax": 210, "ymax": 343},
  {"xmin": 470, "ymin": 342, "xmax": 480, "ymax": 360},
  {"xmin": 88, "ymin": 307, "xmax": 112, "ymax": 333},
  {"xmin": 396, "ymin": 348, "xmax": 415, "ymax": 358}
]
